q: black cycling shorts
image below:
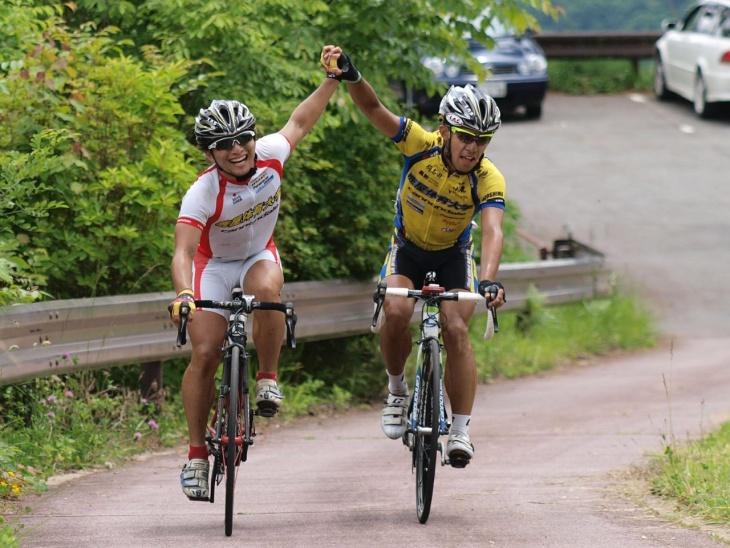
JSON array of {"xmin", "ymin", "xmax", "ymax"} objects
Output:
[{"xmin": 378, "ymin": 230, "xmax": 477, "ymax": 291}]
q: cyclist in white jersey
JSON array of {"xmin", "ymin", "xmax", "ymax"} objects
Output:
[{"xmin": 169, "ymin": 47, "xmax": 342, "ymax": 501}]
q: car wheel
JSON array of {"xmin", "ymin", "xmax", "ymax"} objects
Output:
[
  {"xmin": 693, "ymin": 72, "xmax": 718, "ymax": 119},
  {"xmin": 525, "ymin": 104, "xmax": 542, "ymax": 119},
  {"xmin": 653, "ymin": 57, "xmax": 673, "ymax": 100}
]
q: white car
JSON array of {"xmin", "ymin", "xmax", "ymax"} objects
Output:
[{"xmin": 654, "ymin": 0, "xmax": 730, "ymax": 118}]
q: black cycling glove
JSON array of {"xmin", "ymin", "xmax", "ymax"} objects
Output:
[
  {"xmin": 478, "ymin": 280, "xmax": 506, "ymax": 302},
  {"xmin": 323, "ymin": 51, "xmax": 361, "ymax": 83}
]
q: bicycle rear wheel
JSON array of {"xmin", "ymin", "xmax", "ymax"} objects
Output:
[
  {"xmin": 224, "ymin": 346, "xmax": 243, "ymax": 537},
  {"xmin": 415, "ymin": 338, "xmax": 441, "ymax": 523}
]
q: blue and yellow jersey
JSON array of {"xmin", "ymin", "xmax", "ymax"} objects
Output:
[{"xmin": 391, "ymin": 117, "xmax": 506, "ymax": 251}]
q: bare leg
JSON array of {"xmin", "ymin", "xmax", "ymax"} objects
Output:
[
  {"xmin": 441, "ymin": 299, "xmax": 478, "ymax": 415},
  {"xmin": 182, "ymin": 311, "xmax": 227, "ymax": 447},
  {"xmin": 379, "ymin": 274, "xmax": 416, "ymax": 377},
  {"xmin": 244, "ymin": 260, "xmax": 285, "ymax": 374}
]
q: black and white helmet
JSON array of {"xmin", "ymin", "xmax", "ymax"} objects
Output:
[
  {"xmin": 194, "ymin": 100, "xmax": 256, "ymax": 148},
  {"xmin": 438, "ymin": 84, "xmax": 501, "ymax": 134}
]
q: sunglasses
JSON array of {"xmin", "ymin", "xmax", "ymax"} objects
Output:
[
  {"xmin": 450, "ymin": 126, "xmax": 493, "ymax": 146},
  {"xmin": 208, "ymin": 130, "xmax": 256, "ymax": 151}
]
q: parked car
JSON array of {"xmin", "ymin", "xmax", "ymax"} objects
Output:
[
  {"xmin": 409, "ymin": 26, "xmax": 549, "ymax": 119},
  {"xmin": 654, "ymin": 0, "xmax": 730, "ymax": 118}
]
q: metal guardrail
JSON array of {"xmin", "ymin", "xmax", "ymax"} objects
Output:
[{"xmin": 0, "ymin": 253, "xmax": 610, "ymax": 386}]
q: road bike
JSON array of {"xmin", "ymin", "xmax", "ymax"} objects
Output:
[
  {"xmin": 176, "ymin": 288, "xmax": 296, "ymax": 536},
  {"xmin": 371, "ymin": 272, "xmax": 499, "ymax": 523}
]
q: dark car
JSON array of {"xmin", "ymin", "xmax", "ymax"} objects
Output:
[{"xmin": 410, "ymin": 29, "xmax": 549, "ymax": 119}]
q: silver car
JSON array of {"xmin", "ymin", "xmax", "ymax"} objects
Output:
[{"xmin": 654, "ymin": 0, "xmax": 730, "ymax": 118}]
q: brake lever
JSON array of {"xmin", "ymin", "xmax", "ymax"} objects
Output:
[{"xmin": 176, "ymin": 302, "xmax": 190, "ymax": 347}]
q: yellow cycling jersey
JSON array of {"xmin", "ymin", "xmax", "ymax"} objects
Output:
[{"xmin": 391, "ymin": 117, "xmax": 506, "ymax": 251}]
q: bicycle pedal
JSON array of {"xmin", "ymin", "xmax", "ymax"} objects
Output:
[
  {"xmin": 448, "ymin": 454, "xmax": 470, "ymax": 469},
  {"xmin": 256, "ymin": 403, "xmax": 278, "ymax": 418}
]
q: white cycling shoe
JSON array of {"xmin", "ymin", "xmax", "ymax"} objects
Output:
[
  {"xmin": 447, "ymin": 433, "xmax": 475, "ymax": 468},
  {"xmin": 381, "ymin": 392, "xmax": 409, "ymax": 439},
  {"xmin": 180, "ymin": 458, "xmax": 210, "ymax": 501},
  {"xmin": 256, "ymin": 378, "xmax": 284, "ymax": 416}
]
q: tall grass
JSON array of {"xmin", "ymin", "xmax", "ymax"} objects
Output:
[
  {"xmin": 548, "ymin": 59, "xmax": 655, "ymax": 94},
  {"xmin": 471, "ymin": 291, "xmax": 656, "ymax": 381},
  {"xmin": 650, "ymin": 422, "xmax": 730, "ymax": 524}
]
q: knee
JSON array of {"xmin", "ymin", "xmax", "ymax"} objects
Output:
[
  {"xmin": 384, "ymin": 301, "xmax": 412, "ymax": 329},
  {"xmin": 248, "ymin": 278, "xmax": 283, "ymax": 301},
  {"xmin": 442, "ymin": 320, "xmax": 469, "ymax": 346},
  {"xmin": 191, "ymin": 342, "xmax": 222, "ymax": 373}
]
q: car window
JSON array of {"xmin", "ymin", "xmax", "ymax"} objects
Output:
[
  {"xmin": 681, "ymin": 6, "xmax": 704, "ymax": 31},
  {"xmin": 693, "ymin": 5, "xmax": 722, "ymax": 34},
  {"xmin": 720, "ymin": 8, "xmax": 730, "ymax": 37}
]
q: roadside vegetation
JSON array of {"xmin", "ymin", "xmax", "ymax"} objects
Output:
[
  {"xmin": 649, "ymin": 423, "xmax": 730, "ymax": 525},
  {"xmin": 548, "ymin": 59, "xmax": 655, "ymax": 95}
]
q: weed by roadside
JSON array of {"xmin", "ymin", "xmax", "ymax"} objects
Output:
[
  {"xmin": 471, "ymin": 290, "xmax": 657, "ymax": 381},
  {"xmin": 651, "ymin": 421, "xmax": 730, "ymax": 524},
  {"xmin": 548, "ymin": 59, "xmax": 655, "ymax": 94}
]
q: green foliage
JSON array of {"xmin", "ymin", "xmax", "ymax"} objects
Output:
[
  {"xmin": 0, "ymin": 369, "xmax": 187, "ymax": 478},
  {"xmin": 2, "ymin": 0, "xmax": 558, "ymax": 301},
  {"xmin": 1, "ymin": 5, "xmax": 201, "ymax": 299},
  {"xmin": 548, "ymin": 59, "xmax": 655, "ymax": 95},
  {"xmin": 651, "ymin": 422, "xmax": 730, "ymax": 523},
  {"xmin": 469, "ymin": 290, "xmax": 657, "ymax": 381}
]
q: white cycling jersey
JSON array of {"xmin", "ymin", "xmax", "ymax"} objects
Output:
[{"xmin": 177, "ymin": 132, "xmax": 291, "ymax": 261}]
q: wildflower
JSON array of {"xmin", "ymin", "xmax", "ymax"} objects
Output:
[
  {"xmin": 47, "ymin": 411, "xmax": 55, "ymax": 418},
  {"xmin": 65, "ymin": 390, "xmax": 74, "ymax": 398},
  {"xmin": 40, "ymin": 398, "xmax": 47, "ymax": 406},
  {"xmin": 140, "ymin": 398, "xmax": 148, "ymax": 404},
  {"xmin": 8, "ymin": 472, "xmax": 15, "ymax": 477},
  {"xmin": 48, "ymin": 395, "xmax": 57, "ymax": 404},
  {"xmin": 147, "ymin": 420, "xmax": 159, "ymax": 430},
  {"xmin": 0, "ymin": 481, "xmax": 6, "ymax": 487},
  {"xmin": 12, "ymin": 485, "xmax": 20, "ymax": 494},
  {"xmin": 134, "ymin": 432, "xmax": 142, "ymax": 441}
]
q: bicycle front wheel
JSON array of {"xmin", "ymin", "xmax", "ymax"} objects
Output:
[
  {"xmin": 224, "ymin": 346, "xmax": 243, "ymax": 537},
  {"xmin": 415, "ymin": 338, "xmax": 441, "ymax": 524}
]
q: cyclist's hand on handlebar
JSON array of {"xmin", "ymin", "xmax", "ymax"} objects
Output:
[
  {"xmin": 478, "ymin": 280, "xmax": 506, "ymax": 308},
  {"xmin": 320, "ymin": 45, "xmax": 361, "ymax": 83},
  {"xmin": 168, "ymin": 289, "xmax": 196, "ymax": 324}
]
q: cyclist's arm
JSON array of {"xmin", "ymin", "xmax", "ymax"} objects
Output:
[
  {"xmin": 279, "ymin": 78, "xmax": 340, "ymax": 151},
  {"xmin": 479, "ymin": 207, "xmax": 505, "ymax": 304},
  {"xmin": 171, "ymin": 223, "xmax": 201, "ymax": 295},
  {"xmin": 346, "ymin": 76, "xmax": 401, "ymax": 139}
]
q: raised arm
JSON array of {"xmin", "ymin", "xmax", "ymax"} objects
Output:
[
  {"xmin": 322, "ymin": 45, "xmax": 401, "ymax": 139},
  {"xmin": 279, "ymin": 77, "xmax": 340, "ymax": 151}
]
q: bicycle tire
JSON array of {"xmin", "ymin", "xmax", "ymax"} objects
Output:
[
  {"xmin": 224, "ymin": 346, "xmax": 242, "ymax": 537},
  {"xmin": 415, "ymin": 338, "xmax": 441, "ymax": 524}
]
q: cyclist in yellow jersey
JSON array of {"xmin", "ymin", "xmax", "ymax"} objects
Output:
[{"xmin": 322, "ymin": 46, "xmax": 507, "ymax": 467}]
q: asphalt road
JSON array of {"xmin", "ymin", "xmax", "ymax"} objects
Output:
[{"xmin": 16, "ymin": 94, "xmax": 730, "ymax": 547}]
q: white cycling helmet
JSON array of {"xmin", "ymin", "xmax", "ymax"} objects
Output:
[
  {"xmin": 438, "ymin": 84, "xmax": 501, "ymax": 134},
  {"xmin": 194, "ymin": 100, "xmax": 256, "ymax": 148}
]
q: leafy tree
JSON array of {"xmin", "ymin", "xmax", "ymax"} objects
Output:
[
  {"xmin": 1, "ymin": 3, "xmax": 201, "ymax": 298},
  {"xmin": 2, "ymin": 0, "xmax": 559, "ymax": 302}
]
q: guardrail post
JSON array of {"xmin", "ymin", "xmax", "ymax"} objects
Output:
[{"xmin": 139, "ymin": 361, "xmax": 163, "ymax": 412}]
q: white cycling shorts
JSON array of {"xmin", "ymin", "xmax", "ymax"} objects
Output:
[{"xmin": 192, "ymin": 245, "xmax": 282, "ymax": 319}]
